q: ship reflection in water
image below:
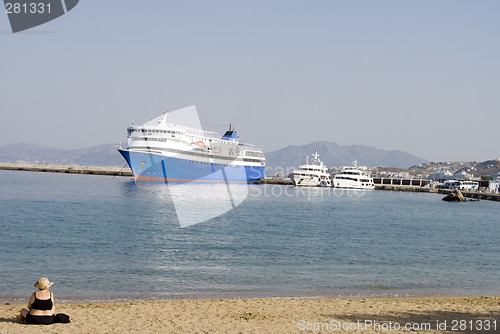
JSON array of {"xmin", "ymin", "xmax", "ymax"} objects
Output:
[{"xmin": 134, "ymin": 177, "xmax": 249, "ymax": 228}]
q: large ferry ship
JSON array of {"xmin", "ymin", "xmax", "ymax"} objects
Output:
[{"xmin": 118, "ymin": 106, "xmax": 265, "ymax": 183}]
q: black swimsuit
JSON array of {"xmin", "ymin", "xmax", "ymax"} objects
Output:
[
  {"xmin": 31, "ymin": 291, "xmax": 53, "ymax": 310},
  {"xmin": 26, "ymin": 291, "xmax": 54, "ymax": 325}
]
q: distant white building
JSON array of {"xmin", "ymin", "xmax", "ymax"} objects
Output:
[
  {"xmin": 428, "ymin": 170, "xmax": 453, "ymax": 180},
  {"xmin": 399, "ymin": 172, "xmax": 410, "ymax": 179},
  {"xmin": 489, "ymin": 180, "xmax": 500, "ymax": 193},
  {"xmin": 454, "ymin": 170, "xmax": 474, "ymax": 180}
]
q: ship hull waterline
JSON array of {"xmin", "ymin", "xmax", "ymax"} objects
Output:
[{"xmin": 119, "ymin": 149, "xmax": 265, "ymax": 184}]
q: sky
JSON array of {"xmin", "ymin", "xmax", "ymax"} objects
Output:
[{"xmin": 1, "ymin": 0, "xmax": 499, "ymax": 162}]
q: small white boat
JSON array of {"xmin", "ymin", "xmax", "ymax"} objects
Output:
[
  {"xmin": 332, "ymin": 161, "xmax": 374, "ymax": 189},
  {"xmin": 291, "ymin": 150, "xmax": 332, "ymax": 187}
]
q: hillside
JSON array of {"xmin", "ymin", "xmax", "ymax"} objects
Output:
[
  {"xmin": 407, "ymin": 159, "xmax": 500, "ymax": 179},
  {"xmin": 265, "ymin": 141, "xmax": 427, "ymax": 171},
  {"xmin": 0, "ymin": 143, "xmax": 125, "ymax": 167}
]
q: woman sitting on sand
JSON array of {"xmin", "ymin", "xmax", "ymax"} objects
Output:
[{"xmin": 19, "ymin": 277, "xmax": 56, "ymax": 325}]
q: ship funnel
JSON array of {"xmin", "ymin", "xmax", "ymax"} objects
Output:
[{"xmin": 221, "ymin": 125, "xmax": 237, "ymax": 142}]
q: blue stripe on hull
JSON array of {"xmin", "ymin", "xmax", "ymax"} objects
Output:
[{"xmin": 119, "ymin": 150, "xmax": 264, "ymax": 183}]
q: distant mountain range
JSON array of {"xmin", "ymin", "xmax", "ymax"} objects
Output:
[
  {"xmin": 0, "ymin": 141, "xmax": 427, "ymax": 170},
  {"xmin": 0, "ymin": 143, "xmax": 126, "ymax": 167},
  {"xmin": 265, "ymin": 141, "xmax": 427, "ymax": 171}
]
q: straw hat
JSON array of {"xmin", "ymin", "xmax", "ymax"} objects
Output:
[{"xmin": 34, "ymin": 277, "xmax": 54, "ymax": 290}]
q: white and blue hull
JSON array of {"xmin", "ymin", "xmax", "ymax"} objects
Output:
[{"xmin": 119, "ymin": 149, "xmax": 265, "ymax": 183}]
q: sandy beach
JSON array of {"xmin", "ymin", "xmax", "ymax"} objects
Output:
[{"xmin": 1, "ymin": 296, "xmax": 498, "ymax": 333}]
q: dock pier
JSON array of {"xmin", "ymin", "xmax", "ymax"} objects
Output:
[
  {"xmin": 256, "ymin": 178, "xmax": 294, "ymax": 185},
  {"xmin": 0, "ymin": 163, "xmax": 133, "ymax": 177},
  {"xmin": 373, "ymin": 177, "xmax": 431, "ymax": 187}
]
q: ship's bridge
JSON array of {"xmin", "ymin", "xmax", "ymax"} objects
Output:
[{"xmin": 221, "ymin": 125, "xmax": 238, "ymax": 142}]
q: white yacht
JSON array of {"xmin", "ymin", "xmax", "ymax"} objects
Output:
[
  {"xmin": 291, "ymin": 150, "xmax": 332, "ymax": 187},
  {"xmin": 332, "ymin": 161, "xmax": 374, "ymax": 189}
]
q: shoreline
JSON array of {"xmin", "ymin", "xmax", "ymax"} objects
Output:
[
  {"xmin": 2, "ymin": 164, "xmax": 499, "ymax": 201},
  {"xmin": 2, "ymin": 295, "xmax": 499, "ymax": 333},
  {"xmin": 3, "ymin": 289, "xmax": 500, "ymax": 304}
]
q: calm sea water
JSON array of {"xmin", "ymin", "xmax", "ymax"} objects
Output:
[{"xmin": 1, "ymin": 170, "xmax": 499, "ymax": 302}]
